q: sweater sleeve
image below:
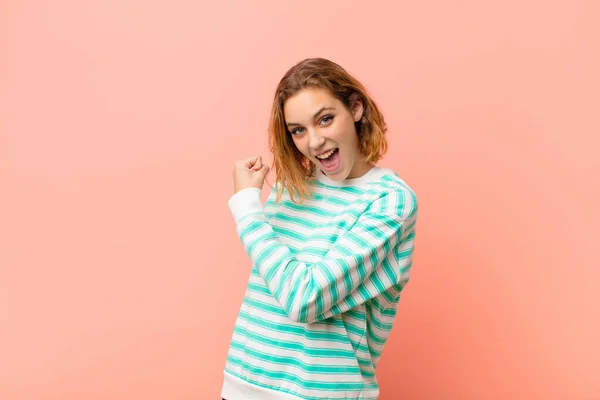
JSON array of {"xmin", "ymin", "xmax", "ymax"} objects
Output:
[{"xmin": 228, "ymin": 187, "xmax": 417, "ymax": 323}]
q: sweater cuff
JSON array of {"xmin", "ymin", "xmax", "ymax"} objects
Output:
[{"xmin": 228, "ymin": 187, "xmax": 263, "ymax": 223}]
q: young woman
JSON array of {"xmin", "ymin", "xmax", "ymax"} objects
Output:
[{"xmin": 221, "ymin": 58, "xmax": 418, "ymax": 400}]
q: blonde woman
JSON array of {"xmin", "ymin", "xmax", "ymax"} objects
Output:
[{"xmin": 223, "ymin": 58, "xmax": 419, "ymax": 400}]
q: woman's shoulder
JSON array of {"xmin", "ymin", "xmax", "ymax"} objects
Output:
[
  {"xmin": 367, "ymin": 168, "xmax": 418, "ymax": 216},
  {"xmin": 369, "ymin": 167, "xmax": 416, "ymax": 195}
]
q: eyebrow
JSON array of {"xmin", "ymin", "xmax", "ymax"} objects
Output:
[{"xmin": 286, "ymin": 106, "xmax": 336, "ymax": 127}]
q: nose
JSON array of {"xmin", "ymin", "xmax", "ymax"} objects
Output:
[{"xmin": 307, "ymin": 129, "xmax": 326, "ymax": 153}]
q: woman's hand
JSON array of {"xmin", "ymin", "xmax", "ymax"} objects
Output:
[{"xmin": 233, "ymin": 156, "xmax": 270, "ymax": 194}]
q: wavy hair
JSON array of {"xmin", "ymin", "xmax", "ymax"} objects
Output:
[{"xmin": 268, "ymin": 58, "xmax": 388, "ymax": 204}]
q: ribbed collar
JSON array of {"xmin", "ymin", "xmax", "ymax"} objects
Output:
[{"xmin": 314, "ymin": 165, "xmax": 391, "ymax": 187}]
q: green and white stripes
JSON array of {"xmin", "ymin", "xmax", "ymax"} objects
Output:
[{"xmin": 224, "ymin": 169, "xmax": 418, "ymax": 399}]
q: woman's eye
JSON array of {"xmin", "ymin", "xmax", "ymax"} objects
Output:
[
  {"xmin": 320, "ymin": 115, "xmax": 334, "ymax": 124},
  {"xmin": 290, "ymin": 116, "xmax": 334, "ymax": 135}
]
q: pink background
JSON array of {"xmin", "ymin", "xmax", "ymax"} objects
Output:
[{"xmin": 1, "ymin": 1, "xmax": 598, "ymax": 399}]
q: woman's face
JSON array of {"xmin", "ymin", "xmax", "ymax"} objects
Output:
[{"xmin": 283, "ymin": 87, "xmax": 373, "ymax": 180}]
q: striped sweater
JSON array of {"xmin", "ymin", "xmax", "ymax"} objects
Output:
[{"xmin": 222, "ymin": 166, "xmax": 418, "ymax": 400}]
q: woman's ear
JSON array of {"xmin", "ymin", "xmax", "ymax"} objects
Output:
[{"xmin": 351, "ymin": 96, "xmax": 364, "ymax": 122}]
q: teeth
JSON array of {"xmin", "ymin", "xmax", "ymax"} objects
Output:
[{"xmin": 316, "ymin": 148, "xmax": 336, "ymax": 159}]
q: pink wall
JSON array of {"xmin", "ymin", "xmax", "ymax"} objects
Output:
[{"xmin": 1, "ymin": 1, "xmax": 598, "ymax": 399}]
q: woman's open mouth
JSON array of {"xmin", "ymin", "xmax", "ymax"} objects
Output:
[{"xmin": 316, "ymin": 148, "xmax": 340, "ymax": 173}]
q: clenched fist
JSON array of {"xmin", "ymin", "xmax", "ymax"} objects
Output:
[{"xmin": 233, "ymin": 156, "xmax": 270, "ymax": 194}]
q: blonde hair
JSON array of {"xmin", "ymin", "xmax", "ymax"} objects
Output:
[{"xmin": 268, "ymin": 58, "xmax": 388, "ymax": 204}]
